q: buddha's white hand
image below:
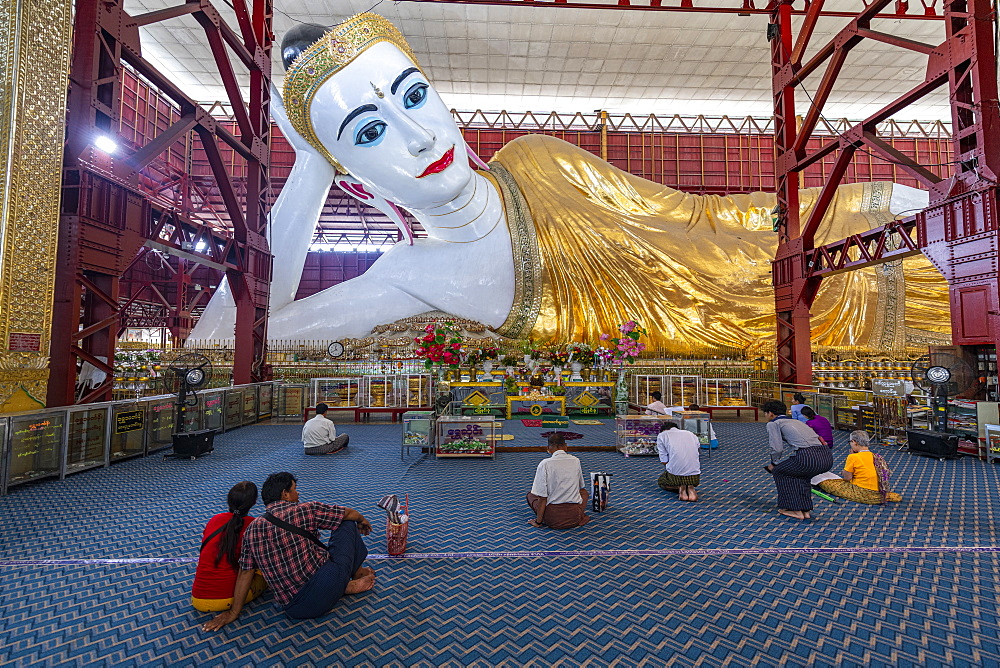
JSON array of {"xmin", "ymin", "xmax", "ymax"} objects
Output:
[{"xmin": 270, "ymin": 82, "xmax": 332, "ymax": 170}]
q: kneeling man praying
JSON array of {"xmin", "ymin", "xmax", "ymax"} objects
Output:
[{"xmin": 526, "ymin": 433, "xmax": 590, "ymax": 530}]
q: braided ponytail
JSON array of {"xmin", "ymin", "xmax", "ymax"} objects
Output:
[{"xmin": 215, "ymin": 481, "xmax": 258, "ymax": 568}]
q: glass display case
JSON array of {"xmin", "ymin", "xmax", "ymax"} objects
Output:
[
  {"xmin": 110, "ymin": 401, "xmax": 146, "ymax": 461},
  {"xmin": 565, "ymin": 382, "xmax": 616, "ymax": 415},
  {"xmin": 363, "ymin": 375, "xmax": 398, "ymax": 408},
  {"xmin": 258, "ymin": 383, "xmax": 273, "ymax": 420},
  {"xmin": 435, "ymin": 416, "xmax": 498, "ymax": 458},
  {"xmin": 7, "ymin": 411, "xmax": 66, "ymax": 488},
  {"xmin": 834, "ymin": 405, "xmax": 860, "ymax": 431},
  {"xmin": 666, "ymin": 375, "xmax": 699, "ymax": 407},
  {"xmin": 179, "ymin": 395, "xmax": 202, "ymax": 433},
  {"xmin": 146, "ymin": 396, "xmax": 175, "ymax": 452},
  {"xmin": 398, "ymin": 374, "xmax": 432, "ymax": 408},
  {"xmin": 201, "ymin": 391, "xmax": 225, "ymax": 432},
  {"xmin": 402, "ymin": 410, "xmax": 435, "ymax": 459},
  {"xmin": 670, "ymin": 410, "xmax": 712, "ymax": 446},
  {"xmin": 451, "ymin": 381, "xmax": 506, "ymax": 416},
  {"xmin": 615, "ymin": 415, "xmax": 668, "ymax": 456},
  {"xmin": 700, "ymin": 379, "xmax": 750, "ymax": 407},
  {"xmin": 224, "ymin": 388, "xmax": 244, "ymax": 431},
  {"xmin": 311, "ymin": 377, "xmax": 361, "ymax": 408},
  {"xmin": 274, "ymin": 384, "xmax": 308, "ymax": 421},
  {"xmin": 65, "ymin": 405, "xmax": 109, "ymax": 475},
  {"xmin": 241, "ymin": 385, "xmax": 258, "ymax": 426},
  {"xmin": 0, "ymin": 417, "xmax": 7, "ymax": 495},
  {"xmin": 986, "ymin": 424, "xmax": 1000, "ymax": 464},
  {"xmin": 814, "ymin": 393, "xmax": 851, "ymax": 422},
  {"xmin": 632, "ymin": 374, "xmax": 665, "ymax": 406}
]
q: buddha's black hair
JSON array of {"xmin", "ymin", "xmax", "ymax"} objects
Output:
[{"xmin": 281, "ymin": 23, "xmax": 329, "ymax": 70}]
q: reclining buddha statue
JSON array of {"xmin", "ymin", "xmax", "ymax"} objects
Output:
[{"xmin": 188, "ymin": 12, "xmax": 950, "ymax": 353}]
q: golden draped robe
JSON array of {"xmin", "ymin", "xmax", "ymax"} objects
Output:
[{"xmin": 486, "ymin": 134, "xmax": 950, "ymax": 354}]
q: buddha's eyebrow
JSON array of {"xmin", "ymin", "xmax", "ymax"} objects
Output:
[
  {"xmin": 337, "ymin": 104, "xmax": 379, "ymax": 140},
  {"xmin": 390, "ymin": 67, "xmax": 420, "ymax": 95}
]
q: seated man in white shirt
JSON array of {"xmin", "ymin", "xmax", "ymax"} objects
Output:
[
  {"xmin": 645, "ymin": 391, "xmax": 669, "ymax": 416},
  {"xmin": 526, "ymin": 433, "xmax": 590, "ymax": 530},
  {"xmin": 656, "ymin": 421, "xmax": 702, "ymax": 502},
  {"xmin": 302, "ymin": 403, "xmax": 349, "ymax": 455}
]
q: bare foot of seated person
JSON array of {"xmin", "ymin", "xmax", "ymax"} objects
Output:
[{"xmin": 345, "ymin": 568, "xmax": 376, "ymax": 594}]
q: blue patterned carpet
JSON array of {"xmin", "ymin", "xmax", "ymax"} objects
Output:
[{"xmin": 1, "ymin": 419, "xmax": 999, "ymax": 666}]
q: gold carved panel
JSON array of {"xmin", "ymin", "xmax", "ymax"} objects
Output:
[{"xmin": 0, "ymin": 0, "xmax": 74, "ymax": 410}]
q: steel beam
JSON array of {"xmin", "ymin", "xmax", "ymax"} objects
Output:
[
  {"xmin": 397, "ymin": 0, "xmax": 945, "ymax": 18},
  {"xmin": 770, "ymin": 0, "xmax": 1000, "ymax": 386},
  {"xmin": 49, "ymin": 0, "xmax": 272, "ymax": 405}
]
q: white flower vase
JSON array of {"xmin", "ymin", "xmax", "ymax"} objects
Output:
[
  {"xmin": 553, "ymin": 366, "xmax": 563, "ymax": 383},
  {"xmin": 483, "ymin": 360, "xmax": 494, "ymax": 379},
  {"xmin": 506, "ymin": 366, "xmax": 516, "ymax": 377},
  {"xmin": 570, "ymin": 361, "xmax": 584, "ymax": 381},
  {"xmin": 523, "ymin": 354, "xmax": 532, "ymax": 366}
]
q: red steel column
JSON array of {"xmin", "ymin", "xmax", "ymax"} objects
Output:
[
  {"xmin": 770, "ymin": 0, "xmax": 816, "ymax": 386},
  {"xmin": 227, "ymin": 0, "xmax": 273, "ymax": 383},
  {"xmin": 920, "ymin": 0, "xmax": 1000, "ymax": 351}
]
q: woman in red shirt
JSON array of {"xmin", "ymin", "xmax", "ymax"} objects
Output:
[{"xmin": 191, "ymin": 481, "xmax": 267, "ymax": 612}]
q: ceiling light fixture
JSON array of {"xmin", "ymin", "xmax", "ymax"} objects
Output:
[{"xmin": 94, "ymin": 135, "xmax": 118, "ymax": 154}]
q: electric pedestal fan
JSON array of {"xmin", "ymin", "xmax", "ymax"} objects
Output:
[
  {"xmin": 908, "ymin": 352, "xmax": 976, "ymax": 459},
  {"xmin": 163, "ymin": 352, "xmax": 216, "ymax": 460}
]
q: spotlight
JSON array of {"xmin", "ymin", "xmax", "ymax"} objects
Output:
[{"xmin": 94, "ymin": 135, "xmax": 118, "ymax": 154}]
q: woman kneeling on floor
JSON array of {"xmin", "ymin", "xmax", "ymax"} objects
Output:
[
  {"xmin": 656, "ymin": 421, "xmax": 702, "ymax": 501},
  {"xmin": 763, "ymin": 400, "xmax": 833, "ymax": 521},
  {"xmin": 191, "ymin": 481, "xmax": 268, "ymax": 612},
  {"xmin": 813, "ymin": 430, "xmax": 902, "ymax": 504}
]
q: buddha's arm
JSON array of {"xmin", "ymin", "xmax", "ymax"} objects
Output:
[
  {"xmin": 268, "ymin": 87, "xmax": 336, "ymax": 311},
  {"xmin": 265, "ymin": 236, "xmax": 515, "ymax": 340},
  {"xmin": 188, "ymin": 89, "xmax": 334, "ymax": 341},
  {"xmin": 266, "ymin": 259, "xmax": 433, "ymax": 340}
]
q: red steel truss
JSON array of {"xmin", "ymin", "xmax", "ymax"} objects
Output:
[
  {"xmin": 398, "ymin": 0, "xmax": 945, "ymax": 19},
  {"xmin": 49, "ymin": 0, "xmax": 273, "ymax": 406},
  {"xmin": 769, "ymin": 0, "xmax": 1000, "ymax": 385}
]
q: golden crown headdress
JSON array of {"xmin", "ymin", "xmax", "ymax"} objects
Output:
[{"xmin": 283, "ymin": 13, "xmax": 420, "ymax": 173}]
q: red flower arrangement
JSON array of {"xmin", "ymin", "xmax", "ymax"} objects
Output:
[
  {"xmin": 544, "ymin": 345, "xmax": 570, "ymax": 366},
  {"xmin": 413, "ymin": 321, "xmax": 464, "ymax": 369}
]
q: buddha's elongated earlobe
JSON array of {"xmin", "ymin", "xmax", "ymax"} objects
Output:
[
  {"xmin": 465, "ymin": 142, "xmax": 490, "ymax": 171},
  {"xmin": 334, "ymin": 175, "xmax": 414, "ymax": 245}
]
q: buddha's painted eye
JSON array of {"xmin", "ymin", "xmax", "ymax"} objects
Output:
[
  {"xmin": 355, "ymin": 119, "xmax": 386, "ymax": 146},
  {"xmin": 403, "ymin": 82, "xmax": 428, "ymax": 109}
]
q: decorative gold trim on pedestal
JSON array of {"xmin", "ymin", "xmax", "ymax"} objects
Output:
[{"xmin": 0, "ymin": 0, "xmax": 74, "ymax": 410}]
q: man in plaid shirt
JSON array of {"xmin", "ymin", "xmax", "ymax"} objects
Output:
[{"xmin": 203, "ymin": 472, "xmax": 374, "ymax": 630}]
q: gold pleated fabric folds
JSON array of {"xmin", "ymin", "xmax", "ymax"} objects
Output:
[{"xmin": 490, "ymin": 134, "xmax": 950, "ymax": 353}]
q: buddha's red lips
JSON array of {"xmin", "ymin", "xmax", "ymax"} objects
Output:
[{"xmin": 417, "ymin": 147, "xmax": 454, "ymax": 178}]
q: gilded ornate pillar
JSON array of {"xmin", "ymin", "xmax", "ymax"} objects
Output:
[{"xmin": 0, "ymin": 0, "xmax": 75, "ymax": 411}]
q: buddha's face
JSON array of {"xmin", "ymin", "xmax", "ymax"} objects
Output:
[{"xmin": 310, "ymin": 42, "xmax": 472, "ymax": 209}]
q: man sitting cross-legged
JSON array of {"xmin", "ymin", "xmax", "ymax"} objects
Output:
[
  {"xmin": 302, "ymin": 403, "xmax": 349, "ymax": 455},
  {"xmin": 202, "ymin": 472, "xmax": 375, "ymax": 630},
  {"xmin": 526, "ymin": 433, "xmax": 591, "ymax": 530}
]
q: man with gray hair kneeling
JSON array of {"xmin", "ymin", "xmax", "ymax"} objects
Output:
[
  {"xmin": 526, "ymin": 433, "xmax": 591, "ymax": 530},
  {"xmin": 302, "ymin": 403, "xmax": 349, "ymax": 455}
]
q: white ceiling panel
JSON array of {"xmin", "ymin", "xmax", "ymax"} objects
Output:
[{"xmin": 122, "ymin": 0, "xmax": 957, "ymax": 121}]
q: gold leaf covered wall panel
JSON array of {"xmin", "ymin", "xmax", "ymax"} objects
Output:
[{"xmin": 0, "ymin": 0, "xmax": 74, "ymax": 410}]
